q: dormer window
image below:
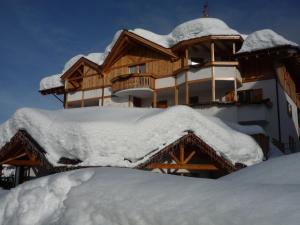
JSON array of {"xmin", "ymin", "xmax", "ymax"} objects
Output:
[{"xmin": 128, "ymin": 64, "xmax": 146, "ymax": 74}]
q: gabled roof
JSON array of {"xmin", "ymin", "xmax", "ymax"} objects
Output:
[
  {"xmin": 101, "ymin": 30, "xmax": 178, "ymax": 69},
  {"xmin": 61, "ymin": 57, "xmax": 102, "ymax": 80}
]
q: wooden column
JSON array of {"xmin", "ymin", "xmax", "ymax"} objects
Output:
[
  {"xmin": 101, "ymin": 75, "xmax": 105, "ymax": 106},
  {"xmin": 211, "ymin": 42, "xmax": 216, "ymax": 102},
  {"xmin": 233, "ymin": 42, "xmax": 236, "ymax": 54},
  {"xmin": 234, "ymin": 67, "xmax": 238, "ymax": 101},
  {"xmin": 81, "ymin": 91, "xmax": 84, "ymax": 107},
  {"xmin": 185, "ymin": 48, "xmax": 189, "ymax": 67},
  {"xmin": 185, "ymin": 72, "xmax": 189, "ymax": 105},
  {"xmin": 175, "ymin": 78, "xmax": 179, "ymax": 105},
  {"xmin": 153, "ymin": 91, "xmax": 157, "ymax": 108},
  {"xmin": 64, "ymin": 93, "xmax": 68, "ymax": 109}
]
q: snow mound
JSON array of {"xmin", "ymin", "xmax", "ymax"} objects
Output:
[
  {"xmin": 39, "ymin": 74, "xmax": 64, "ymax": 91},
  {"xmin": 0, "ymin": 167, "xmax": 300, "ymax": 225},
  {"xmin": 62, "ymin": 52, "xmax": 105, "ymax": 73},
  {"xmin": 0, "ymin": 106, "xmax": 263, "ymax": 167},
  {"xmin": 238, "ymin": 29, "xmax": 298, "ymax": 53},
  {"xmin": 171, "ymin": 18, "xmax": 239, "ymax": 44},
  {"xmin": 221, "ymin": 153, "xmax": 300, "ymax": 184}
]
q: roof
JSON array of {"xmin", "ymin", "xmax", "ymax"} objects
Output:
[
  {"xmin": 238, "ymin": 29, "xmax": 298, "ymax": 54},
  {"xmin": 0, "ymin": 106, "xmax": 263, "ymax": 167}
]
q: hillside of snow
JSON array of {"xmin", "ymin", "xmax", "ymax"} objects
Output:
[
  {"xmin": 221, "ymin": 152, "xmax": 300, "ymax": 184},
  {"xmin": 0, "ymin": 106, "xmax": 263, "ymax": 167},
  {"xmin": 0, "ymin": 164, "xmax": 299, "ymax": 225}
]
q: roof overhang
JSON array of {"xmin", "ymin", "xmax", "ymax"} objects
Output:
[{"xmin": 172, "ymin": 35, "xmax": 243, "ymax": 51}]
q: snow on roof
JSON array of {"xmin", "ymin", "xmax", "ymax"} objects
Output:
[
  {"xmin": 1, "ymin": 167, "xmax": 299, "ymax": 225},
  {"xmin": 62, "ymin": 52, "xmax": 105, "ymax": 73},
  {"xmin": 39, "ymin": 74, "xmax": 64, "ymax": 91},
  {"xmin": 221, "ymin": 152, "xmax": 300, "ymax": 185},
  {"xmin": 129, "ymin": 18, "xmax": 239, "ymax": 48},
  {"xmin": 0, "ymin": 106, "xmax": 263, "ymax": 167},
  {"xmin": 171, "ymin": 17, "xmax": 240, "ymax": 44},
  {"xmin": 238, "ymin": 29, "xmax": 298, "ymax": 53}
]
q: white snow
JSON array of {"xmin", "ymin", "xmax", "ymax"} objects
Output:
[
  {"xmin": 238, "ymin": 29, "xmax": 298, "ymax": 53},
  {"xmin": 1, "ymin": 166, "xmax": 14, "ymax": 178},
  {"xmin": 62, "ymin": 52, "xmax": 105, "ymax": 73},
  {"xmin": 39, "ymin": 74, "xmax": 64, "ymax": 91},
  {"xmin": 221, "ymin": 152, "xmax": 300, "ymax": 184},
  {"xmin": 0, "ymin": 166, "xmax": 299, "ymax": 225},
  {"xmin": 0, "ymin": 106, "xmax": 263, "ymax": 167}
]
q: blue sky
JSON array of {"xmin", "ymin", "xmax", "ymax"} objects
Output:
[{"xmin": 0, "ymin": 0, "xmax": 299, "ymax": 123}]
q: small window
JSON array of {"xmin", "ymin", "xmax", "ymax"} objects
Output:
[
  {"xmin": 189, "ymin": 96, "xmax": 199, "ymax": 105},
  {"xmin": 139, "ymin": 64, "xmax": 146, "ymax": 73},
  {"xmin": 238, "ymin": 89, "xmax": 263, "ymax": 104},
  {"xmin": 129, "ymin": 65, "xmax": 138, "ymax": 74},
  {"xmin": 128, "ymin": 64, "xmax": 146, "ymax": 74},
  {"xmin": 157, "ymin": 100, "xmax": 168, "ymax": 109},
  {"xmin": 287, "ymin": 102, "xmax": 293, "ymax": 117}
]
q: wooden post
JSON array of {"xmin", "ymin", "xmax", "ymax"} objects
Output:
[
  {"xmin": 234, "ymin": 67, "xmax": 238, "ymax": 101},
  {"xmin": 211, "ymin": 42, "xmax": 216, "ymax": 102},
  {"xmin": 233, "ymin": 42, "xmax": 236, "ymax": 54},
  {"xmin": 128, "ymin": 95, "xmax": 132, "ymax": 107},
  {"xmin": 81, "ymin": 91, "xmax": 84, "ymax": 107},
  {"xmin": 180, "ymin": 143, "xmax": 184, "ymax": 163},
  {"xmin": 64, "ymin": 93, "xmax": 68, "ymax": 109},
  {"xmin": 101, "ymin": 75, "xmax": 105, "ymax": 106},
  {"xmin": 185, "ymin": 72, "xmax": 189, "ymax": 105},
  {"xmin": 185, "ymin": 48, "xmax": 189, "ymax": 66},
  {"xmin": 153, "ymin": 91, "xmax": 157, "ymax": 108}
]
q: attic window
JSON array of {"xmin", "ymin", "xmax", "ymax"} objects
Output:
[{"xmin": 129, "ymin": 64, "xmax": 146, "ymax": 74}]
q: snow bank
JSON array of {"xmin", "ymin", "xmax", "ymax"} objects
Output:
[
  {"xmin": 0, "ymin": 167, "xmax": 299, "ymax": 225},
  {"xmin": 221, "ymin": 153, "xmax": 300, "ymax": 184},
  {"xmin": 39, "ymin": 74, "xmax": 63, "ymax": 91},
  {"xmin": 238, "ymin": 29, "xmax": 298, "ymax": 53},
  {"xmin": 0, "ymin": 106, "xmax": 263, "ymax": 167}
]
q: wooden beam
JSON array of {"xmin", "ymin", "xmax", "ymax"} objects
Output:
[
  {"xmin": 170, "ymin": 152, "xmax": 180, "ymax": 164},
  {"xmin": 180, "ymin": 143, "xmax": 184, "ymax": 163},
  {"xmin": 184, "ymin": 151, "xmax": 196, "ymax": 164},
  {"xmin": 146, "ymin": 163, "xmax": 219, "ymax": 171},
  {"xmin": 0, "ymin": 153, "xmax": 27, "ymax": 164},
  {"xmin": 6, "ymin": 160, "xmax": 40, "ymax": 166}
]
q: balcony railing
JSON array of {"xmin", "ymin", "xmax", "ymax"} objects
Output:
[{"xmin": 111, "ymin": 74, "xmax": 155, "ymax": 93}]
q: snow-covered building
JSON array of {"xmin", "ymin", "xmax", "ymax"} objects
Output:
[
  {"xmin": 0, "ymin": 106, "xmax": 264, "ymax": 186},
  {"xmin": 39, "ymin": 17, "xmax": 300, "ymax": 154},
  {"xmin": 0, "ymin": 17, "xmax": 299, "ymax": 186}
]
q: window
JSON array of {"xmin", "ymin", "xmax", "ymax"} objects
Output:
[
  {"xmin": 287, "ymin": 101, "xmax": 293, "ymax": 117},
  {"xmin": 189, "ymin": 96, "xmax": 199, "ymax": 105},
  {"xmin": 128, "ymin": 64, "xmax": 146, "ymax": 74},
  {"xmin": 238, "ymin": 89, "xmax": 263, "ymax": 104},
  {"xmin": 289, "ymin": 136, "xmax": 295, "ymax": 153},
  {"xmin": 157, "ymin": 100, "xmax": 168, "ymax": 109}
]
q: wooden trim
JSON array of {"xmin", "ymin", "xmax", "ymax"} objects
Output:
[
  {"xmin": 0, "ymin": 153, "xmax": 27, "ymax": 164},
  {"xmin": 146, "ymin": 163, "xmax": 219, "ymax": 171},
  {"xmin": 153, "ymin": 91, "xmax": 157, "ymax": 108},
  {"xmin": 185, "ymin": 71, "xmax": 189, "ymax": 105},
  {"xmin": 187, "ymin": 78, "xmax": 212, "ymax": 85}
]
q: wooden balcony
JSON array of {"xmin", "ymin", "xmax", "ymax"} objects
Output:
[{"xmin": 111, "ymin": 74, "xmax": 155, "ymax": 94}]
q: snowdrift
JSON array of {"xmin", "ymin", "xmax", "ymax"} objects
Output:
[
  {"xmin": 0, "ymin": 163, "xmax": 300, "ymax": 225},
  {"xmin": 221, "ymin": 152, "xmax": 300, "ymax": 184},
  {"xmin": 0, "ymin": 106, "xmax": 263, "ymax": 167}
]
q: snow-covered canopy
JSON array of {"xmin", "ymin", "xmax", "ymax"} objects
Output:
[
  {"xmin": 238, "ymin": 29, "xmax": 298, "ymax": 53},
  {"xmin": 39, "ymin": 74, "xmax": 64, "ymax": 91},
  {"xmin": 0, "ymin": 106, "xmax": 263, "ymax": 167},
  {"xmin": 0, "ymin": 163, "xmax": 299, "ymax": 225}
]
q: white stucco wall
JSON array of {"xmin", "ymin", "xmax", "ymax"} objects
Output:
[
  {"xmin": 188, "ymin": 67, "xmax": 211, "ymax": 81},
  {"xmin": 103, "ymin": 96, "xmax": 129, "ymax": 107},
  {"xmin": 67, "ymin": 91, "xmax": 82, "ymax": 101},
  {"xmin": 176, "ymin": 72, "xmax": 185, "ymax": 85},
  {"xmin": 155, "ymin": 77, "xmax": 175, "ymax": 89},
  {"xmin": 84, "ymin": 89, "xmax": 101, "ymax": 99}
]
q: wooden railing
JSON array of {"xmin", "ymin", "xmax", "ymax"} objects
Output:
[{"xmin": 111, "ymin": 74, "xmax": 155, "ymax": 93}]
